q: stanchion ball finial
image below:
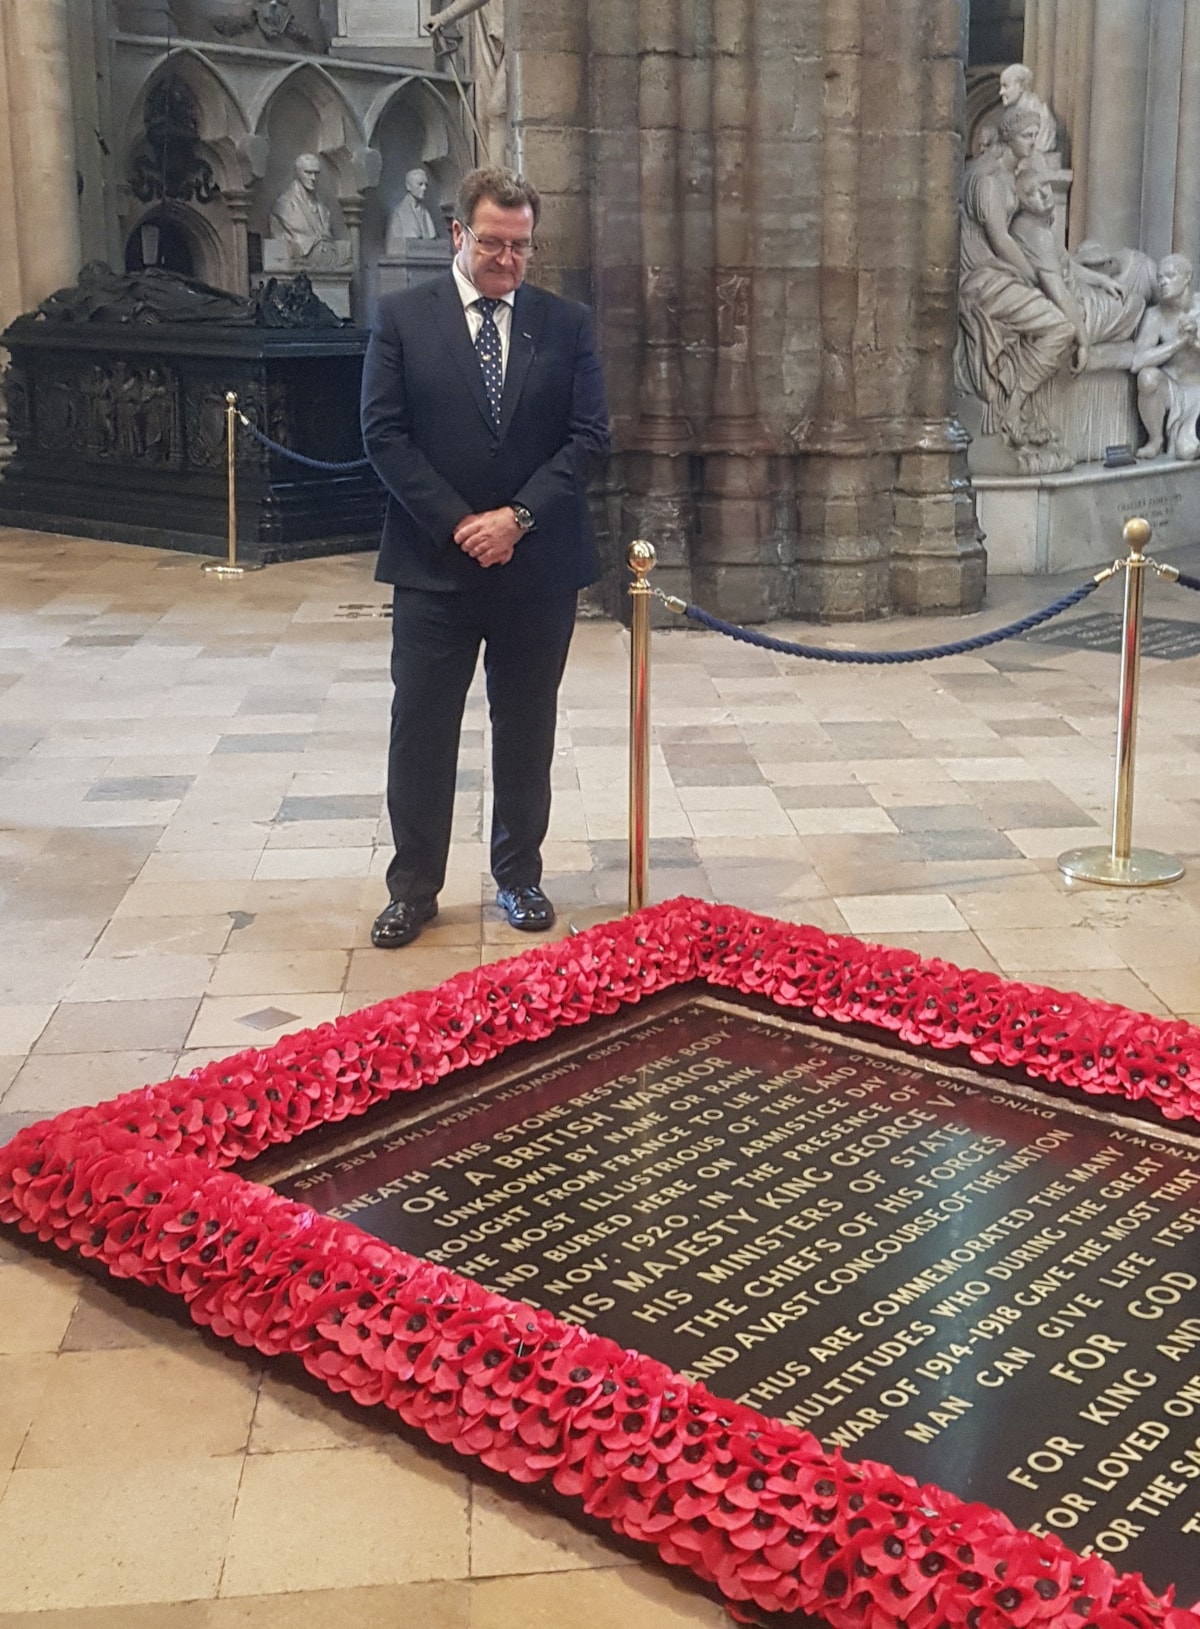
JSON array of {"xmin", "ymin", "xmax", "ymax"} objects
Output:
[
  {"xmin": 1123, "ymin": 517, "xmax": 1152, "ymax": 551},
  {"xmin": 627, "ymin": 540, "xmax": 657, "ymax": 577},
  {"xmin": 225, "ymin": 390, "xmax": 238, "ymax": 407}
]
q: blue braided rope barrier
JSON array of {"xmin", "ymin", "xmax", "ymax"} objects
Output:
[
  {"xmin": 1172, "ymin": 570, "xmax": 1200, "ymax": 594},
  {"xmin": 673, "ymin": 577, "xmax": 1104, "ymax": 664},
  {"xmin": 238, "ymin": 415, "xmax": 372, "ymax": 473}
]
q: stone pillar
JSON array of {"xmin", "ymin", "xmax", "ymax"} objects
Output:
[
  {"xmin": 1063, "ymin": 1, "xmax": 1096, "ymax": 242},
  {"xmin": 0, "ymin": 0, "xmax": 82, "ymax": 330},
  {"xmin": 223, "ymin": 188, "xmax": 253, "ymax": 296},
  {"xmin": 509, "ymin": 0, "xmax": 590, "ymax": 294},
  {"xmin": 1024, "ymin": 0, "xmax": 1058, "ymax": 94},
  {"xmin": 1141, "ymin": 1, "xmax": 1186, "ymax": 261},
  {"xmin": 1173, "ymin": 0, "xmax": 1200, "ymax": 264},
  {"xmin": 588, "ymin": 0, "xmax": 697, "ymax": 610},
  {"xmin": 794, "ymin": 0, "xmax": 891, "ymax": 620},
  {"xmin": 693, "ymin": 0, "xmax": 783, "ymax": 624},
  {"xmin": 1082, "ymin": 1, "xmax": 1152, "ymax": 250},
  {"xmin": 0, "ymin": 0, "xmax": 82, "ymax": 469},
  {"xmin": 68, "ymin": 0, "xmax": 116, "ymax": 267},
  {"xmin": 512, "ymin": 0, "xmax": 980, "ymax": 623},
  {"xmin": 799, "ymin": 0, "xmax": 983, "ymax": 619}
]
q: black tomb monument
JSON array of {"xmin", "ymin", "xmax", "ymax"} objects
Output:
[
  {"xmin": 0, "ymin": 264, "xmax": 382, "ymax": 565},
  {"xmin": 252, "ymin": 992, "xmax": 1200, "ymax": 1599}
]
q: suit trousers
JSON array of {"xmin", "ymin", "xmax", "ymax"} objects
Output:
[{"xmin": 385, "ymin": 583, "xmax": 578, "ymax": 905}]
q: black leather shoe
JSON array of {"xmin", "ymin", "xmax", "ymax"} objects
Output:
[
  {"xmin": 370, "ymin": 898, "xmax": 437, "ymax": 949},
  {"xmin": 496, "ymin": 884, "xmax": 556, "ymax": 932}
]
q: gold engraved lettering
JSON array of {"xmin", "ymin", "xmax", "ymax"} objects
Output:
[
  {"xmin": 673, "ymin": 1296, "xmax": 749, "ymax": 1338},
  {"xmin": 1152, "ymin": 1203, "xmax": 1200, "ymax": 1247},
  {"xmin": 1098, "ymin": 1250, "xmax": 1157, "ymax": 1289},
  {"xmin": 1157, "ymin": 1317, "xmax": 1200, "ymax": 1363},
  {"xmin": 823, "ymin": 1407, "xmax": 889, "ymax": 1447},
  {"xmin": 975, "ymin": 1345, "xmax": 1036, "ymax": 1388},
  {"xmin": 902, "ymin": 1393, "xmax": 974, "ymax": 1443},
  {"xmin": 1126, "ymin": 1473, "xmax": 1189, "ymax": 1518},
  {"xmin": 631, "ymin": 1287, "xmax": 693, "ymax": 1325},
  {"xmin": 809, "ymin": 1324, "xmax": 861, "ymax": 1362}
]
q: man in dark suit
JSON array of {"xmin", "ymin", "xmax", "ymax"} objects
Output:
[{"xmin": 362, "ymin": 166, "xmax": 611, "ymax": 948}]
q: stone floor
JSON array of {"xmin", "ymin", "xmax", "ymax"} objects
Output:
[{"xmin": 4, "ymin": 524, "xmax": 1200, "ymax": 1625}]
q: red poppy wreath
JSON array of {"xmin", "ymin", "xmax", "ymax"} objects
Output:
[{"xmin": 2, "ymin": 899, "xmax": 1199, "ymax": 1629}]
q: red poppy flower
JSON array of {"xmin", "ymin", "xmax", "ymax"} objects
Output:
[{"xmin": 2, "ymin": 899, "xmax": 1196, "ymax": 1629}]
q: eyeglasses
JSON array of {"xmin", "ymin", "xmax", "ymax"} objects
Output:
[{"xmin": 460, "ymin": 222, "xmax": 536, "ymax": 258}]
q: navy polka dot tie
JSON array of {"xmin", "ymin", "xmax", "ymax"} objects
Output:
[{"xmin": 474, "ymin": 297, "xmax": 503, "ymax": 425}]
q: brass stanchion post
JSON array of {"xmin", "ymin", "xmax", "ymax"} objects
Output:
[
  {"xmin": 202, "ymin": 391, "xmax": 262, "ymax": 577},
  {"xmin": 569, "ymin": 540, "xmax": 657, "ymax": 933},
  {"xmin": 627, "ymin": 540, "xmax": 656, "ymax": 913},
  {"xmin": 1059, "ymin": 517, "xmax": 1183, "ymax": 887}
]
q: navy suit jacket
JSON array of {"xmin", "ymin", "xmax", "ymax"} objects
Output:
[{"xmin": 362, "ymin": 275, "xmax": 611, "ymax": 595}]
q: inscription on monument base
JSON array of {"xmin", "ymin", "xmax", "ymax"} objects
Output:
[
  {"xmin": 974, "ymin": 458, "xmax": 1200, "ymax": 575},
  {"xmin": 268, "ymin": 997, "xmax": 1200, "ymax": 1596}
]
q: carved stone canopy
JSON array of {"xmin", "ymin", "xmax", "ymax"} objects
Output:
[{"xmin": 130, "ymin": 75, "xmax": 220, "ymax": 206}]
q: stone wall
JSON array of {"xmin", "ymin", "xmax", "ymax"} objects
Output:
[{"xmin": 511, "ymin": 0, "xmax": 985, "ymax": 621}]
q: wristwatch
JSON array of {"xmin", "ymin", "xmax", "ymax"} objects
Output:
[{"xmin": 510, "ymin": 503, "xmax": 535, "ymax": 534}]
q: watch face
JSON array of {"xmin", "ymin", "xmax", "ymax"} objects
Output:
[{"xmin": 513, "ymin": 505, "xmax": 533, "ymax": 531}]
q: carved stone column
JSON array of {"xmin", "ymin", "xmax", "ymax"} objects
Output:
[
  {"xmin": 621, "ymin": 0, "xmax": 695, "ymax": 608},
  {"xmin": 340, "ymin": 195, "xmax": 364, "ymax": 320},
  {"xmin": 578, "ymin": 0, "xmax": 696, "ymax": 610},
  {"xmin": 223, "ymin": 188, "xmax": 253, "ymax": 296},
  {"xmin": 798, "ymin": 0, "xmax": 983, "ymax": 619},
  {"xmin": 1031, "ymin": 0, "xmax": 1200, "ymax": 264},
  {"xmin": 1083, "ymin": 1, "xmax": 1152, "ymax": 250},
  {"xmin": 1175, "ymin": 0, "xmax": 1200, "ymax": 264},
  {"xmin": 0, "ymin": 0, "xmax": 82, "ymax": 330},
  {"xmin": 891, "ymin": 2, "xmax": 985, "ymax": 615},
  {"xmin": 693, "ymin": 0, "xmax": 783, "ymax": 624},
  {"xmin": 510, "ymin": 0, "xmax": 980, "ymax": 623},
  {"xmin": 0, "ymin": 0, "xmax": 85, "ymax": 471}
]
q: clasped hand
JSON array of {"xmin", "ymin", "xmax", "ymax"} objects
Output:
[{"xmin": 454, "ymin": 507, "xmax": 520, "ymax": 568}]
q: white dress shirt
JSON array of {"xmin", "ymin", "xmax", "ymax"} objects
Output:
[{"xmin": 451, "ymin": 257, "xmax": 515, "ymax": 377}]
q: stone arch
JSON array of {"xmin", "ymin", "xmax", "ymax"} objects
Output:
[
  {"xmin": 120, "ymin": 49, "xmax": 250, "ymax": 292},
  {"xmin": 123, "ymin": 47, "xmax": 250, "ymax": 196},
  {"xmin": 123, "ymin": 198, "xmax": 235, "ymax": 289},
  {"xmin": 361, "ymin": 79, "xmax": 470, "ymax": 268},
  {"xmin": 251, "ymin": 61, "xmax": 364, "ymax": 211}
]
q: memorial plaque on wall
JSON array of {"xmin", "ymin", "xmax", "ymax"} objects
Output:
[{"xmin": 261, "ymin": 995, "xmax": 1200, "ymax": 1596}]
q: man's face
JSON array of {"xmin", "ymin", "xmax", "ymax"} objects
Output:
[
  {"xmin": 999, "ymin": 67, "xmax": 1025, "ymax": 106},
  {"xmin": 408, "ymin": 170, "xmax": 428, "ymax": 200},
  {"xmin": 297, "ymin": 160, "xmax": 320, "ymax": 192},
  {"xmin": 453, "ymin": 197, "xmax": 536, "ymax": 298}
]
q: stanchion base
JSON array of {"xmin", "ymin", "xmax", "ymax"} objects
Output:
[
  {"xmin": 567, "ymin": 903, "xmax": 627, "ymax": 935},
  {"xmin": 201, "ymin": 560, "xmax": 264, "ymax": 577},
  {"xmin": 1058, "ymin": 846, "xmax": 1185, "ymax": 887}
]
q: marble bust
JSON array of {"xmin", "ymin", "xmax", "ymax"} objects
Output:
[
  {"xmin": 998, "ymin": 63, "xmax": 1059, "ymax": 155},
  {"xmin": 385, "ymin": 167, "xmax": 440, "ymax": 253},
  {"xmin": 1131, "ymin": 254, "xmax": 1200, "ymax": 462},
  {"xmin": 267, "ymin": 153, "xmax": 350, "ymax": 270}
]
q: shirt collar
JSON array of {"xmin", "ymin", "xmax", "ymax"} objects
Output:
[{"xmin": 452, "ymin": 256, "xmax": 516, "ymax": 312}]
